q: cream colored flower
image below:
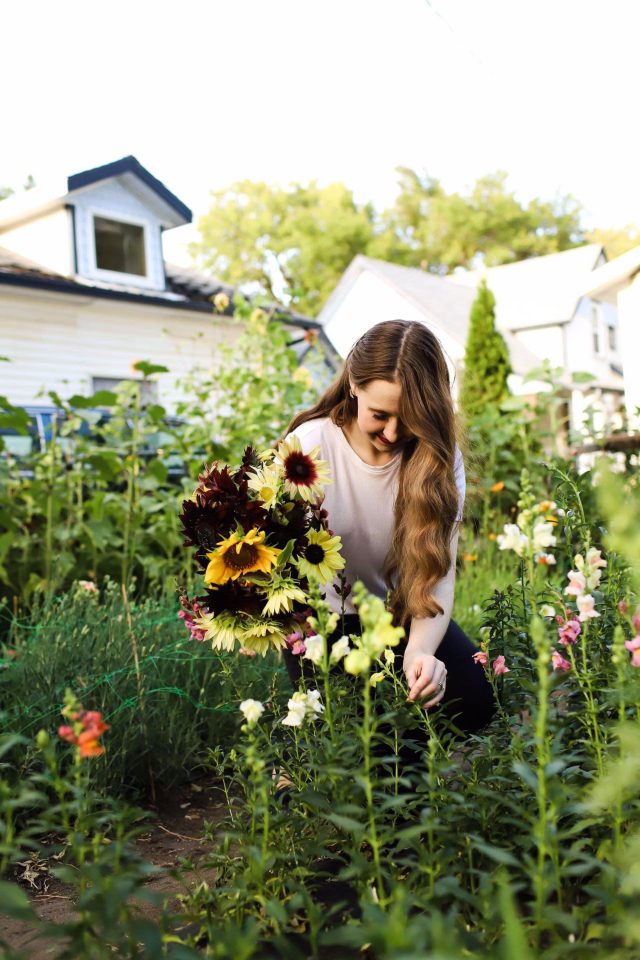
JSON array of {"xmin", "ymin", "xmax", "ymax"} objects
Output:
[{"xmin": 240, "ymin": 699, "xmax": 264, "ymax": 726}]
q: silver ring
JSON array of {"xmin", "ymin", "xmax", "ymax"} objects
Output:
[{"xmin": 438, "ymin": 679, "xmax": 445, "ymax": 692}]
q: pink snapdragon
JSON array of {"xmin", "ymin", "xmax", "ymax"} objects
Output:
[
  {"xmin": 472, "ymin": 650, "xmax": 489, "ymax": 667},
  {"xmin": 633, "ymin": 607, "xmax": 640, "ymax": 634},
  {"xmin": 564, "ymin": 570, "xmax": 586, "ymax": 597},
  {"xmin": 577, "ymin": 594, "xmax": 600, "ymax": 623},
  {"xmin": 557, "ymin": 618, "xmax": 581, "ymax": 646},
  {"xmin": 492, "ymin": 655, "xmax": 510, "ymax": 675},
  {"xmin": 177, "ymin": 603, "xmax": 207, "ymax": 642},
  {"xmin": 285, "ymin": 631, "xmax": 306, "ymax": 656},
  {"xmin": 551, "ymin": 649, "xmax": 571, "ymax": 672}
]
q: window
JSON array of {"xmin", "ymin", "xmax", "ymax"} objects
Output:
[
  {"xmin": 591, "ymin": 304, "xmax": 600, "ymax": 355},
  {"xmin": 94, "ymin": 216, "xmax": 146, "ymax": 276},
  {"xmin": 608, "ymin": 324, "xmax": 617, "ymax": 352},
  {"xmin": 92, "ymin": 377, "xmax": 158, "ymax": 404}
]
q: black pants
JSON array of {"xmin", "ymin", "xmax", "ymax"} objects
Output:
[{"xmin": 283, "ymin": 614, "xmax": 495, "ymax": 737}]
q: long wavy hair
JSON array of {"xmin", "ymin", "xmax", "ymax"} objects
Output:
[{"xmin": 287, "ymin": 319, "xmax": 462, "ymax": 626}]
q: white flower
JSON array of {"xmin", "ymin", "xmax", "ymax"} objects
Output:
[
  {"xmin": 497, "ymin": 524, "xmax": 528, "ymax": 556},
  {"xmin": 281, "ymin": 694, "xmax": 307, "ymax": 727},
  {"xmin": 577, "ymin": 594, "xmax": 600, "ymax": 622},
  {"xmin": 575, "ymin": 548, "xmax": 607, "ymax": 591},
  {"xmin": 239, "ymin": 699, "xmax": 265, "ymax": 726},
  {"xmin": 303, "ymin": 634, "xmax": 325, "ymax": 665},
  {"xmin": 305, "ymin": 689, "xmax": 325, "ymax": 714},
  {"xmin": 281, "ymin": 689, "xmax": 324, "ymax": 725},
  {"xmin": 330, "ymin": 635, "xmax": 351, "ymax": 663},
  {"xmin": 535, "ymin": 553, "xmax": 557, "ymax": 566},
  {"xmin": 539, "ymin": 604, "xmax": 556, "ymax": 618},
  {"xmin": 383, "ymin": 647, "xmax": 396, "ymax": 665},
  {"xmin": 532, "ymin": 521, "xmax": 557, "ymax": 552}
]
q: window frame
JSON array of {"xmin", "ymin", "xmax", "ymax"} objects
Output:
[{"xmin": 88, "ymin": 208, "xmax": 152, "ymax": 286}]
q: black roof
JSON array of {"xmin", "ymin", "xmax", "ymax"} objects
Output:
[{"xmin": 68, "ymin": 156, "xmax": 192, "ymax": 223}]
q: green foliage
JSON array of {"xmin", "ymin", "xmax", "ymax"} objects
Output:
[
  {"xmin": 373, "ymin": 167, "xmax": 584, "ymax": 273},
  {"xmin": 0, "ymin": 581, "xmax": 282, "ymax": 796},
  {"xmin": 0, "ymin": 310, "xmax": 323, "ymax": 608},
  {"xmin": 191, "ymin": 168, "xmax": 586, "ymax": 314},
  {"xmin": 459, "ymin": 280, "xmax": 511, "ymax": 422},
  {"xmin": 192, "ymin": 180, "xmax": 377, "ymax": 315},
  {"xmin": 587, "ymin": 223, "xmax": 640, "ymax": 260},
  {"xmin": 175, "ymin": 297, "xmax": 324, "ymax": 466}
]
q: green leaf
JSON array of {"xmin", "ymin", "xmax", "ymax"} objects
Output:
[
  {"xmin": 471, "ymin": 838, "xmax": 521, "ymax": 867},
  {"xmin": 0, "ymin": 880, "xmax": 37, "ymax": 919},
  {"xmin": 132, "ymin": 360, "xmax": 170, "ymax": 377},
  {"xmin": 275, "ymin": 538, "xmax": 296, "ymax": 570}
]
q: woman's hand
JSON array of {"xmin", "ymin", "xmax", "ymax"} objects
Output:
[{"xmin": 404, "ymin": 653, "xmax": 447, "ymax": 709}]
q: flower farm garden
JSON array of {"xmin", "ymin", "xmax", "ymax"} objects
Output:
[{"xmin": 1, "ymin": 312, "xmax": 640, "ymax": 960}]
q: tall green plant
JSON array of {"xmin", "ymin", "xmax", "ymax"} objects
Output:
[{"xmin": 460, "ymin": 280, "xmax": 511, "ymax": 421}]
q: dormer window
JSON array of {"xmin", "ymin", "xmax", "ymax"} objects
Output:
[{"xmin": 94, "ymin": 216, "xmax": 146, "ymax": 276}]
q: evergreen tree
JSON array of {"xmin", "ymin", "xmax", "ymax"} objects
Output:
[{"xmin": 460, "ymin": 280, "xmax": 511, "ymax": 420}]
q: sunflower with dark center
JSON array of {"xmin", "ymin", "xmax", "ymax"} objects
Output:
[
  {"xmin": 274, "ymin": 436, "xmax": 331, "ymax": 502},
  {"xmin": 296, "ymin": 529, "xmax": 345, "ymax": 584},
  {"xmin": 205, "ymin": 528, "xmax": 281, "ymax": 585}
]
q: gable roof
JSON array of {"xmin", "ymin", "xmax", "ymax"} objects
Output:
[
  {"xmin": 0, "ymin": 156, "xmax": 192, "ymax": 232},
  {"xmin": 68, "ymin": 156, "xmax": 192, "ymax": 223},
  {"xmin": 581, "ymin": 243, "xmax": 640, "ymax": 303},
  {"xmin": 320, "ymin": 254, "xmax": 540, "ymax": 376},
  {"xmin": 446, "ymin": 244, "xmax": 604, "ymax": 330}
]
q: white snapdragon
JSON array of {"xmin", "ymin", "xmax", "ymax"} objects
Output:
[
  {"xmin": 239, "ymin": 699, "xmax": 265, "ymax": 726},
  {"xmin": 303, "ymin": 634, "xmax": 325, "ymax": 665},
  {"xmin": 532, "ymin": 521, "xmax": 557, "ymax": 552},
  {"xmin": 539, "ymin": 604, "xmax": 556, "ymax": 618},
  {"xmin": 577, "ymin": 594, "xmax": 600, "ymax": 622},
  {"xmin": 575, "ymin": 547, "xmax": 607, "ymax": 591},
  {"xmin": 281, "ymin": 689, "xmax": 325, "ymax": 726},
  {"xmin": 329, "ymin": 635, "xmax": 351, "ymax": 663},
  {"xmin": 496, "ymin": 524, "xmax": 528, "ymax": 556}
]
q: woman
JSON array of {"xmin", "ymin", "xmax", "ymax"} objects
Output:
[{"xmin": 283, "ymin": 319, "xmax": 494, "ymax": 736}]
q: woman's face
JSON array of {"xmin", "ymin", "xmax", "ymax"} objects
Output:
[{"xmin": 350, "ymin": 379, "xmax": 412, "ymax": 454}]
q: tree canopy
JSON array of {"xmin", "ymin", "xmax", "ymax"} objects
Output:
[
  {"xmin": 193, "ymin": 168, "xmax": 591, "ymax": 314},
  {"xmin": 192, "ymin": 180, "xmax": 376, "ymax": 316}
]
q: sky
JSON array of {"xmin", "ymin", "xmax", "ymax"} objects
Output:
[{"xmin": 1, "ymin": 0, "xmax": 638, "ymax": 265}]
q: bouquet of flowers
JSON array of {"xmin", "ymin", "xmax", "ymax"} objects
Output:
[{"xmin": 178, "ymin": 437, "xmax": 345, "ymax": 655}]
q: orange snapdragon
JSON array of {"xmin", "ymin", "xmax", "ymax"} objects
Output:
[{"xmin": 58, "ymin": 697, "xmax": 109, "ymax": 759}]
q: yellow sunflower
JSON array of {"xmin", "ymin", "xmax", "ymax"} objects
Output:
[
  {"xmin": 297, "ymin": 529, "xmax": 345, "ymax": 584},
  {"xmin": 204, "ymin": 528, "xmax": 280, "ymax": 585},
  {"xmin": 273, "ymin": 435, "xmax": 331, "ymax": 502}
]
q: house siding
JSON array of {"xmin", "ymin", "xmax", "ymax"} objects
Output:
[
  {"xmin": 0, "ymin": 286, "xmax": 242, "ymax": 411},
  {"xmin": 72, "ymin": 180, "xmax": 166, "ymax": 291},
  {"xmin": 0, "ymin": 209, "xmax": 74, "ymax": 276}
]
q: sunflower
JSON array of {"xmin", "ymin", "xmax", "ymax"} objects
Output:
[
  {"xmin": 274, "ymin": 435, "xmax": 331, "ymax": 502},
  {"xmin": 247, "ymin": 464, "xmax": 281, "ymax": 511},
  {"xmin": 296, "ymin": 529, "xmax": 345, "ymax": 584},
  {"xmin": 204, "ymin": 528, "xmax": 281, "ymax": 586}
]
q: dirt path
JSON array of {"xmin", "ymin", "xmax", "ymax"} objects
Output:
[{"xmin": 0, "ymin": 777, "xmax": 229, "ymax": 958}]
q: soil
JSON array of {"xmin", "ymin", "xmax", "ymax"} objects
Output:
[{"xmin": 0, "ymin": 776, "xmax": 229, "ymax": 959}]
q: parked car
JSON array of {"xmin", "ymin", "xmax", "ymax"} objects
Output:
[{"xmin": 0, "ymin": 405, "xmax": 191, "ymax": 484}]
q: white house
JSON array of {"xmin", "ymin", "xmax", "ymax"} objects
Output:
[
  {"xmin": 579, "ymin": 244, "xmax": 640, "ymax": 429},
  {"xmin": 317, "ymin": 249, "xmax": 625, "ymax": 438},
  {"xmin": 0, "ymin": 156, "xmax": 330, "ymax": 412}
]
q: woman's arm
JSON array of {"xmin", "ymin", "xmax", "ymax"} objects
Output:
[{"xmin": 403, "ymin": 526, "xmax": 459, "ymax": 707}]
